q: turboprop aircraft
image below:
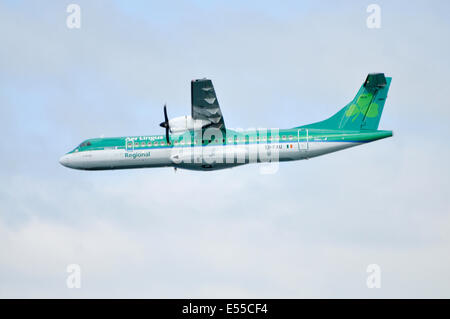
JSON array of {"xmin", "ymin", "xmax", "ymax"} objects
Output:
[{"xmin": 59, "ymin": 73, "xmax": 392, "ymax": 171}]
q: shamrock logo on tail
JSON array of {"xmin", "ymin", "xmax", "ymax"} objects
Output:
[{"xmin": 345, "ymin": 93, "xmax": 379, "ymax": 122}]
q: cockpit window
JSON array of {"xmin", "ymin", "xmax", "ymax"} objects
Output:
[{"xmin": 79, "ymin": 141, "xmax": 91, "ymax": 148}]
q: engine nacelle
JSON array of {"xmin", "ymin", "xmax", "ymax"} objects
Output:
[{"xmin": 169, "ymin": 115, "xmax": 210, "ymax": 133}]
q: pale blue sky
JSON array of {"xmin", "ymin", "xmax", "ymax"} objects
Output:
[{"xmin": 1, "ymin": 0, "xmax": 449, "ymax": 298}]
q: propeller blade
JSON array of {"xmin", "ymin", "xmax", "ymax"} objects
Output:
[
  {"xmin": 159, "ymin": 104, "xmax": 171, "ymax": 145},
  {"xmin": 163, "ymin": 104, "xmax": 168, "ymax": 123},
  {"xmin": 165, "ymin": 126, "xmax": 170, "ymax": 145}
]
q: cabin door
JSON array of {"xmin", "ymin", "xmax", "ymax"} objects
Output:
[
  {"xmin": 125, "ymin": 137, "xmax": 135, "ymax": 152},
  {"xmin": 298, "ymin": 129, "xmax": 309, "ymax": 151}
]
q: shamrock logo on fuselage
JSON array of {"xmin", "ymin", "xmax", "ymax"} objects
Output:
[{"xmin": 345, "ymin": 92, "xmax": 379, "ymax": 122}]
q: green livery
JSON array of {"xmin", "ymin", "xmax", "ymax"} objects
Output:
[
  {"xmin": 60, "ymin": 74, "xmax": 393, "ymax": 171},
  {"xmin": 301, "ymin": 73, "xmax": 391, "ymax": 131}
]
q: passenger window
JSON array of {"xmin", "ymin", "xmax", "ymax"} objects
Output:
[{"xmin": 154, "ymin": 141, "xmax": 158, "ymax": 146}]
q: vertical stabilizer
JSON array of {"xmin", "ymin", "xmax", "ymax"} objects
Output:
[{"xmin": 301, "ymin": 73, "xmax": 391, "ymax": 131}]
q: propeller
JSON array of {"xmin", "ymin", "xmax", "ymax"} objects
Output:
[{"xmin": 159, "ymin": 104, "xmax": 171, "ymax": 145}]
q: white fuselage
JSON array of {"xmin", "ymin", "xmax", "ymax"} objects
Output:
[{"xmin": 59, "ymin": 139, "xmax": 359, "ymax": 171}]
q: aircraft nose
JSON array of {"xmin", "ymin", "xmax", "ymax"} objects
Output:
[{"xmin": 59, "ymin": 154, "xmax": 70, "ymax": 167}]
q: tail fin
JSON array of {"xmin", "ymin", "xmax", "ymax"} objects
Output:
[{"xmin": 301, "ymin": 73, "xmax": 391, "ymax": 131}]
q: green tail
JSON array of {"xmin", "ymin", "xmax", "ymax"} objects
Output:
[{"xmin": 301, "ymin": 73, "xmax": 391, "ymax": 131}]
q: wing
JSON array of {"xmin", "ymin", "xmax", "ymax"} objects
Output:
[{"xmin": 191, "ymin": 79, "xmax": 226, "ymax": 130}]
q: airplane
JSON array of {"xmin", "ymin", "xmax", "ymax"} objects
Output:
[{"xmin": 59, "ymin": 73, "xmax": 393, "ymax": 171}]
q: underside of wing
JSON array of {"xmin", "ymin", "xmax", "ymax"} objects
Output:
[{"xmin": 191, "ymin": 79, "xmax": 226, "ymax": 130}]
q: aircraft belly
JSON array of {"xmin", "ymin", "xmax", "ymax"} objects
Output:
[{"xmin": 306, "ymin": 141, "xmax": 362, "ymax": 158}]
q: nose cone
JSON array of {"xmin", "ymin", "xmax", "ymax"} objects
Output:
[{"xmin": 59, "ymin": 154, "xmax": 70, "ymax": 167}]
